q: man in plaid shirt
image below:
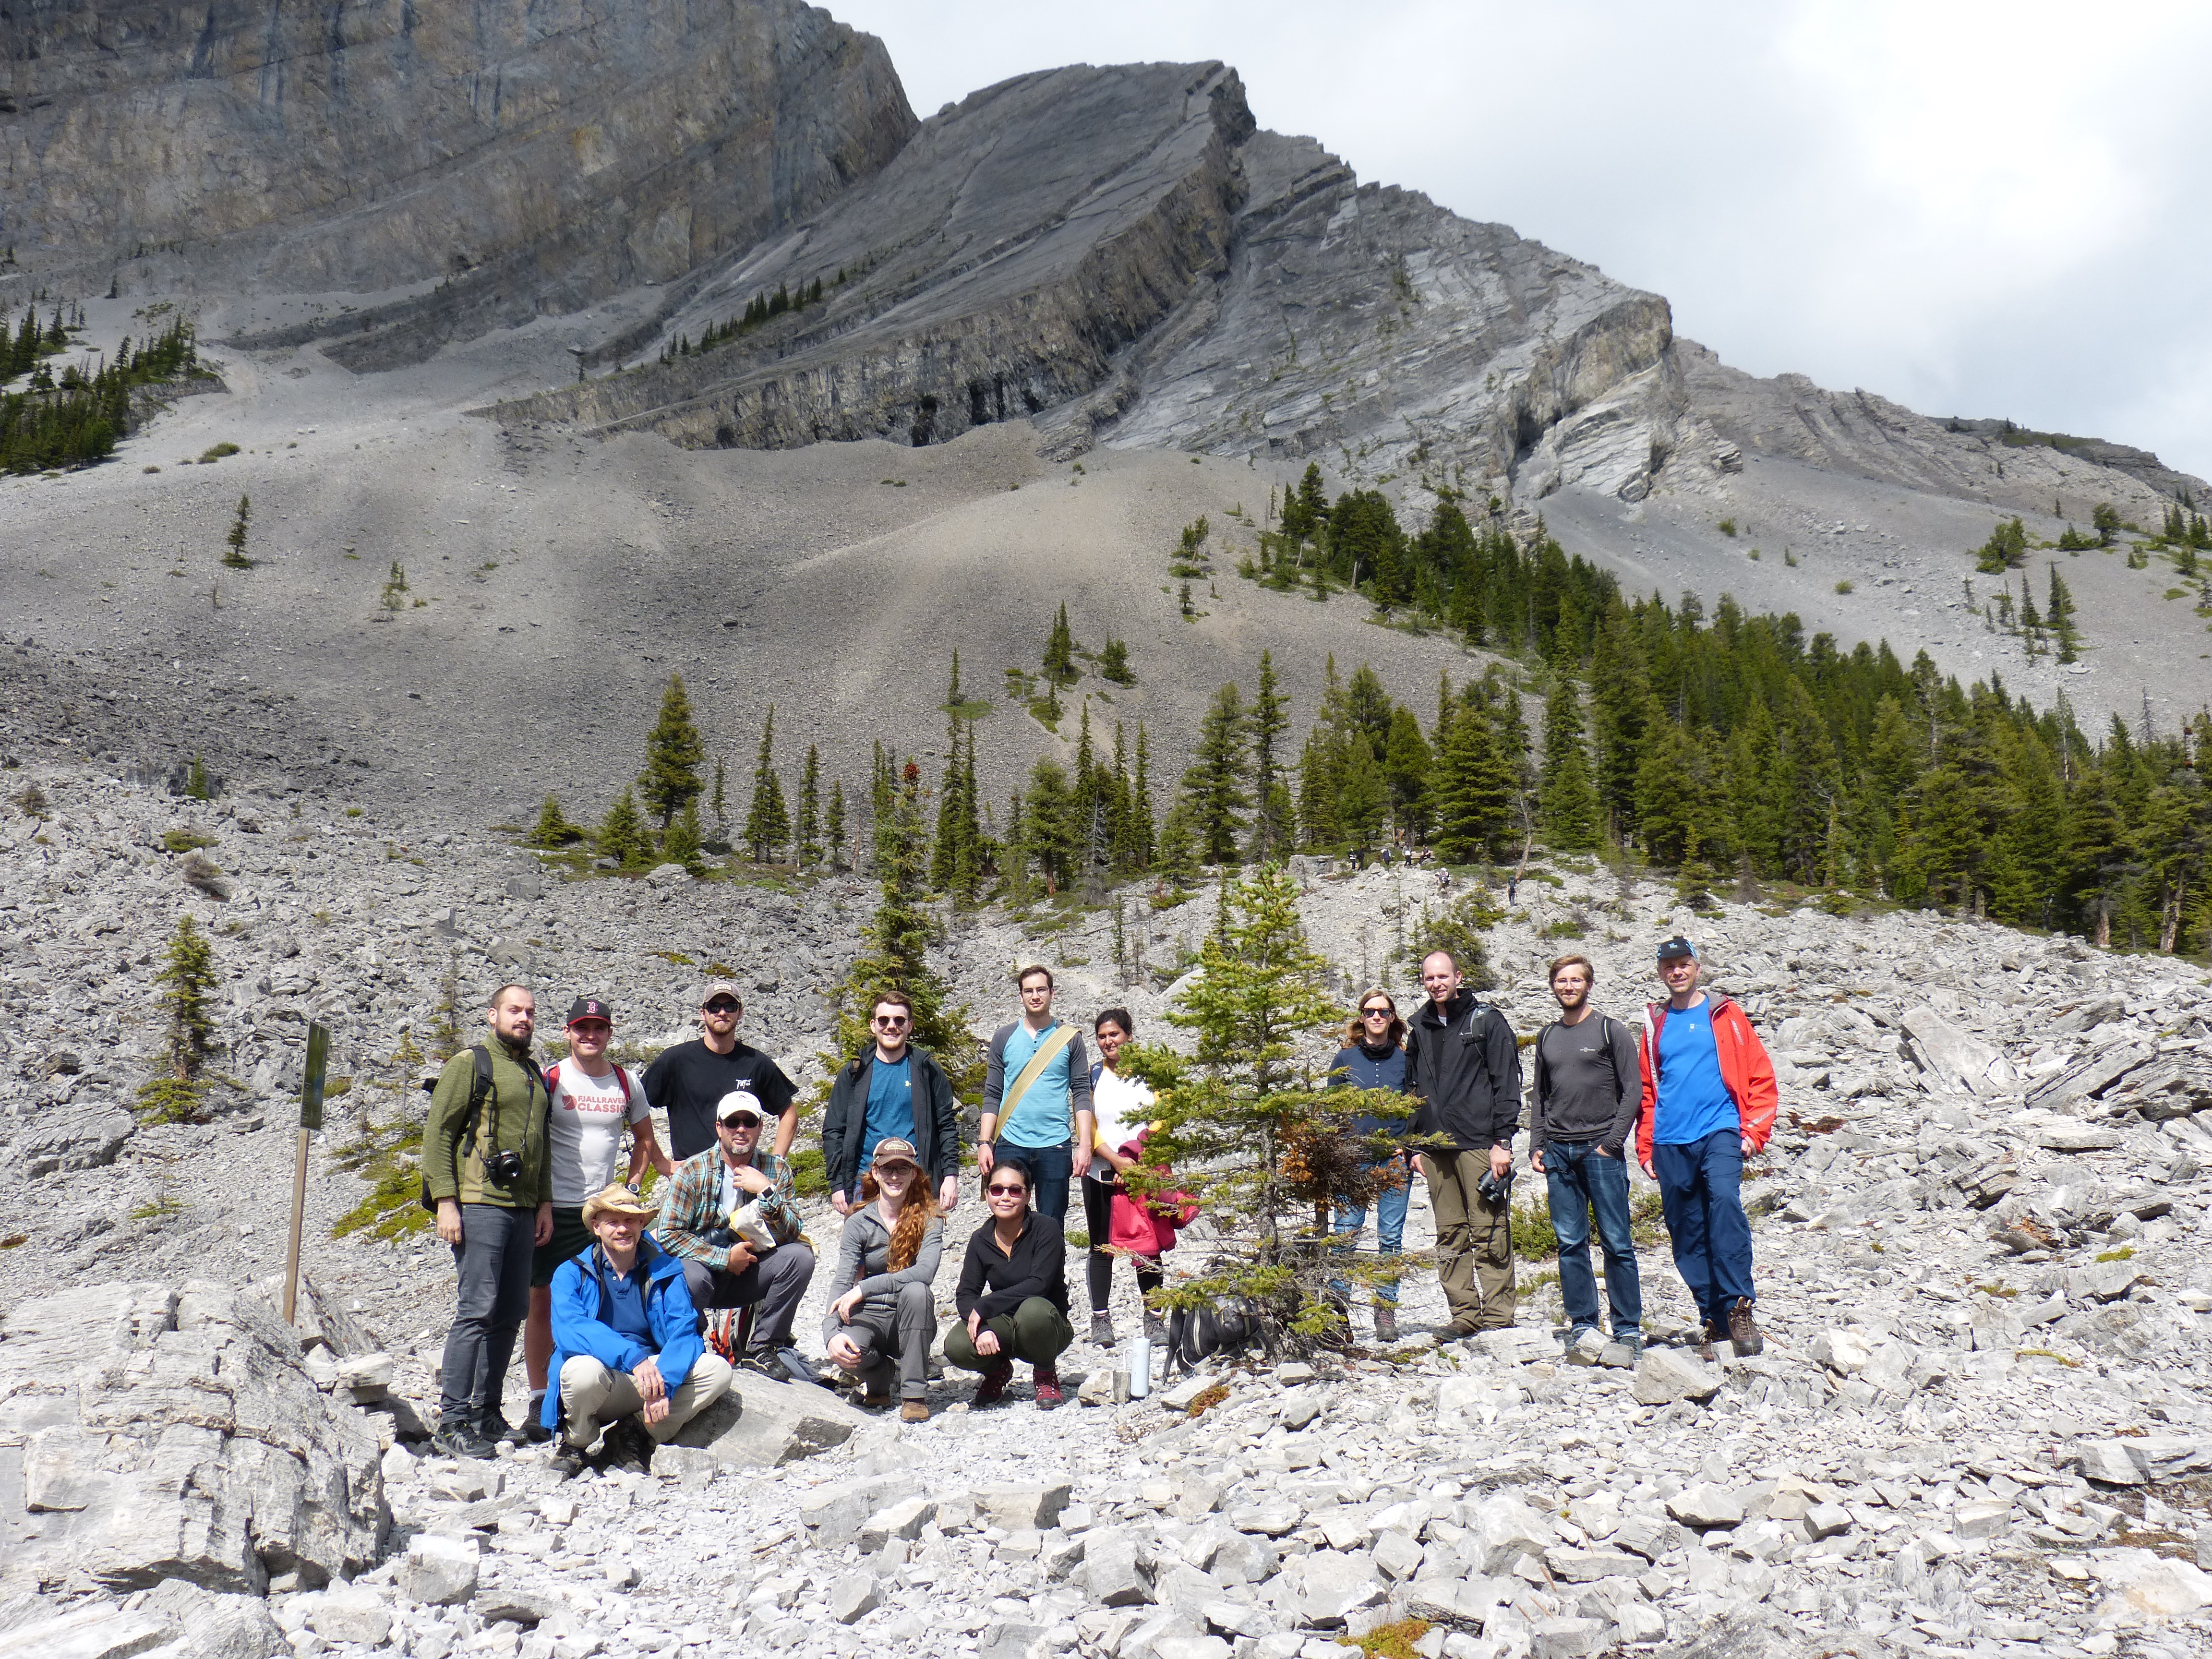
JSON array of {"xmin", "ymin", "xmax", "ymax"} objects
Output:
[{"xmin": 661, "ymin": 1089, "xmax": 818, "ymax": 1386}]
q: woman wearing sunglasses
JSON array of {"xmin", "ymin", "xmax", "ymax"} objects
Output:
[
  {"xmin": 1328, "ymin": 989, "xmax": 1411, "ymax": 1343},
  {"xmin": 944, "ymin": 1159, "xmax": 1074, "ymax": 1408},
  {"xmin": 822, "ymin": 1138, "xmax": 943, "ymax": 1423}
]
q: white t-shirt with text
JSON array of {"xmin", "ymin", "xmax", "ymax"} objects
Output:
[{"xmin": 545, "ymin": 1060, "xmax": 649, "ymax": 1205}]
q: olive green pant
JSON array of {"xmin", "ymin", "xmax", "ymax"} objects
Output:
[
  {"xmin": 944, "ymin": 1296, "xmax": 1073, "ymax": 1370},
  {"xmin": 1421, "ymin": 1150, "xmax": 1515, "ymax": 1327}
]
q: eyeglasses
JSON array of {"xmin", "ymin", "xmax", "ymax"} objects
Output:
[
  {"xmin": 703, "ymin": 1000, "xmax": 740, "ymax": 1014},
  {"xmin": 875, "ymin": 1163, "xmax": 916, "ymax": 1178},
  {"xmin": 986, "ymin": 1184, "xmax": 1027, "ymax": 1198},
  {"xmin": 872, "ymin": 1014, "xmax": 911, "ymax": 1028}
]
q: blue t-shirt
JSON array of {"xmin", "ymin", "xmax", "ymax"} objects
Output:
[
  {"xmin": 595, "ymin": 1255, "xmax": 653, "ymax": 1345},
  {"xmin": 998, "ymin": 1022, "xmax": 1074, "ymax": 1149},
  {"xmin": 1654, "ymin": 999, "xmax": 1736, "ymax": 1146},
  {"xmin": 860, "ymin": 1055, "xmax": 914, "ymax": 1174}
]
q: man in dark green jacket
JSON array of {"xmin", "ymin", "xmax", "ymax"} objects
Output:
[{"xmin": 425, "ymin": 982, "xmax": 553, "ymax": 1457}]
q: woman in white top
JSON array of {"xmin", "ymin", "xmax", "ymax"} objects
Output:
[
  {"xmin": 1082, "ymin": 1007, "xmax": 1166, "ymax": 1348},
  {"xmin": 520, "ymin": 996, "xmax": 673, "ymax": 1442}
]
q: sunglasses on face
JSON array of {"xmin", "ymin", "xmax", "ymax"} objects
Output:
[
  {"xmin": 721, "ymin": 1116, "xmax": 761, "ymax": 1130},
  {"xmin": 1361, "ymin": 1007, "xmax": 1393, "ymax": 1018},
  {"xmin": 704, "ymin": 1000, "xmax": 740, "ymax": 1014},
  {"xmin": 872, "ymin": 1014, "xmax": 911, "ymax": 1027},
  {"xmin": 986, "ymin": 1184, "xmax": 1027, "ymax": 1198}
]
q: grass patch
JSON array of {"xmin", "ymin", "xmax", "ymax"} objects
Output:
[
  {"xmin": 329, "ymin": 1121, "xmax": 433, "ymax": 1241},
  {"xmin": 1337, "ymin": 1620, "xmax": 1433, "ymax": 1659},
  {"xmin": 1630, "ymin": 1189, "xmax": 1666, "ymax": 1245},
  {"xmin": 2017, "ymin": 1348, "xmax": 2080, "ymax": 1367},
  {"xmin": 1511, "ymin": 1194, "xmax": 1558, "ymax": 1259},
  {"xmin": 2094, "ymin": 1247, "xmax": 2135, "ymax": 1262},
  {"xmin": 0, "ymin": 1233, "xmax": 25, "ymax": 1250},
  {"xmin": 160, "ymin": 828, "xmax": 216, "ymax": 853},
  {"xmin": 198, "ymin": 442, "xmax": 240, "ymax": 462},
  {"xmin": 788, "ymin": 1146, "xmax": 830, "ymax": 1199},
  {"xmin": 130, "ymin": 1193, "xmax": 186, "ymax": 1221},
  {"xmin": 655, "ymin": 950, "xmax": 697, "ymax": 968},
  {"xmin": 1066, "ymin": 1230, "xmax": 1091, "ymax": 1250},
  {"xmin": 136, "ymin": 1078, "xmax": 208, "ymax": 1124},
  {"xmin": 1834, "ymin": 579, "xmax": 1855, "ymax": 595},
  {"xmin": 1976, "ymin": 1283, "xmax": 2019, "ymax": 1298}
]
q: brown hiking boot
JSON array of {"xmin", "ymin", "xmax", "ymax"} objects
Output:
[
  {"xmin": 1033, "ymin": 1362, "xmax": 1064, "ymax": 1410},
  {"xmin": 1728, "ymin": 1298, "xmax": 1764, "ymax": 1357},
  {"xmin": 901, "ymin": 1399, "xmax": 931, "ymax": 1423},
  {"xmin": 1372, "ymin": 1305, "xmax": 1399, "ymax": 1345},
  {"xmin": 971, "ymin": 1358, "xmax": 1014, "ymax": 1408}
]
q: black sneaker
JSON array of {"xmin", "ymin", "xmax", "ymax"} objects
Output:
[
  {"xmin": 738, "ymin": 1346, "xmax": 825, "ymax": 1388},
  {"xmin": 549, "ymin": 1442, "xmax": 589, "ymax": 1481},
  {"xmin": 435, "ymin": 1423, "xmax": 497, "ymax": 1460},
  {"xmin": 1089, "ymin": 1311, "xmax": 1115, "ymax": 1347}
]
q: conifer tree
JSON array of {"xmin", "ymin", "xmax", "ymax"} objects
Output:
[
  {"xmin": 529, "ymin": 793, "xmax": 582, "ymax": 847},
  {"xmin": 1043, "ymin": 603, "xmax": 1078, "ymax": 685},
  {"xmin": 1023, "ymin": 757, "xmax": 1079, "ymax": 892},
  {"xmin": 639, "ymin": 673, "xmax": 706, "ymax": 828},
  {"xmin": 1538, "ymin": 673, "xmax": 1602, "ymax": 850},
  {"xmin": 796, "ymin": 744, "xmax": 822, "ymax": 867},
  {"xmin": 597, "ymin": 787, "xmax": 652, "ymax": 868},
  {"xmin": 140, "ymin": 914, "xmax": 219, "ymax": 1121},
  {"xmin": 1431, "ymin": 691, "xmax": 1514, "ymax": 862},
  {"xmin": 743, "ymin": 706, "xmax": 792, "ymax": 862},
  {"xmin": 1248, "ymin": 650, "xmax": 1292, "ymax": 862},
  {"xmin": 1128, "ymin": 722, "xmax": 1158, "ymax": 872},
  {"xmin": 222, "ymin": 495, "xmax": 251, "ymax": 568},
  {"xmin": 1181, "ymin": 682, "xmax": 1250, "ymax": 865},
  {"xmin": 1337, "ymin": 739, "xmax": 1389, "ymax": 855},
  {"xmin": 827, "ymin": 779, "xmax": 848, "ymax": 869},
  {"xmin": 710, "ymin": 755, "xmax": 728, "ymax": 834},
  {"xmin": 663, "ymin": 801, "xmax": 704, "ymax": 870},
  {"xmin": 1382, "ymin": 705, "xmax": 1432, "ymax": 842}
]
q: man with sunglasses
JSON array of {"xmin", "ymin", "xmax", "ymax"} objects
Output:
[
  {"xmin": 643, "ymin": 980, "xmax": 798, "ymax": 1163},
  {"xmin": 661, "ymin": 1090, "xmax": 817, "ymax": 1386},
  {"xmin": 823, "ymin": 990, "xmax": 962, "ymax": 1217}
]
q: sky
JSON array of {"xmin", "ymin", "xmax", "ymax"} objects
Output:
[{"xmin": 829, "ymin": 0, "xmax": 2212, "ymax": 481}]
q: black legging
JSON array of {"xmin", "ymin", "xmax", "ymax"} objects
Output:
[{"xmin": 1084, "ymin": 1176, "xmax": 1164, "ymax": 1312}]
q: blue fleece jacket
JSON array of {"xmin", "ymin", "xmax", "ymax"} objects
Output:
[{"xmin": 539, "ymin": 1235, "xmax": 705, "ymax": 1431}]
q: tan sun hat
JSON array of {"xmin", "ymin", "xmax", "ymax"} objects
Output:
[{"xmin": 581, "ymin": 1183, "xmax": 661, "ymax": 1227}]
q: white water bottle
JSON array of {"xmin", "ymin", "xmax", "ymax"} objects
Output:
[{"xmin": 1129, "ymin": 1335, "xmax": 1153, "ymax": 1398}]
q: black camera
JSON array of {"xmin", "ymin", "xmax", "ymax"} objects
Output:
[{"xmin": 483, "ymin": 1149, "xmax": 523, "ymax": 1187}]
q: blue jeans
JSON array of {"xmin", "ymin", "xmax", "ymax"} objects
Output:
[
  {"xmin": 1330, "ymin": 1158, "xmax": 1409, "ymax": 1303},
  {"xmin": 996, "ymin": 1140, "xmax": 1072, "ymax": 1225},
  {"xmin": 1652, "ymin": 1130, "xmax": 1755, "ymax": 1327},
  {"xmin": 1542, "ymin": 1141, "xmax": 1641, "ymax": 1336}
]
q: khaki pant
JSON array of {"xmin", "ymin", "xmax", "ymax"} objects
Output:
[
  {"xmin": 558, "ymin": 1352, "xmax": 733, "ymax": 1449},
  {"xmin": 1420, "ymin": 1150, "xmax": 1515, "ymax": 1327}
]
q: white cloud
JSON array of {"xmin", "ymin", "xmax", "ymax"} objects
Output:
[{"xmin": 830, "ymin": 0, "xmax": 2212, "ymax": 477}]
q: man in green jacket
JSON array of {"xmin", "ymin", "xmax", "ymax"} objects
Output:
[{"xmin": 426, "ymin": 983, "xmax": 554, "ymax": 1457}]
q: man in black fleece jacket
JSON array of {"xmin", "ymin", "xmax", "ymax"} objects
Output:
[{"xmin": 1404, "ymin": 950, "xmax": 1522, "ymax": 1337}]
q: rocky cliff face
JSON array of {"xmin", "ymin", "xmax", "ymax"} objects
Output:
[
  {"xmin": 495, "ymin": 61, "xmax": 1254, "ymax": 452},
  {"xmin": 493, "ymin": 65, "xmax": 1686, "ymax": 507},
  {"xmin": 3, "ymin": 0, "xmax": 915, "ymax": 362}
]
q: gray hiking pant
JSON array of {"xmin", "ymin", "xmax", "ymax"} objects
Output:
[
  {"xmin": 836, "ymin": 1281, "xmax": 937, "ymax": 1401},
  {"xmin": 440, "ymin": 1202, "xmax": 535, "ymax": 1427},
  {"xmin": 683, "ymin": 1241, "xmax": 816, "ymax": 1351}
]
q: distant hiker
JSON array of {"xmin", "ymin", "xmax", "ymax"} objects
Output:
[
  {"xmin": 660, "ymin": 1089, "xmax": 818, "ymax": 1386},
  {"xmin": 1404, "ymin": 950, "xmax": 1522, "ymax": 1338},
  {"xmin": 425, "ymin": 982, "xmax": 553, "ymax": 1459},
  {"xmin": 1083, "ymin": 1007, "xmax": 1166, "ymax": 1349},
  {"xmin": 822, "ymin": 1138, "xmax": 944, "ymax": 1422},
  {"xmin": 946, "ymin": 1157, "xmax": 1074, "ymax": 1410},
  {"xmin": 643, "ymin": 979, "xmax": 798, "ymax": 1163},
  {"xmin": 1530, "ymin": 956, "xmax": 1643, "ymax": 1360},
  {"xmin": 1327, "ymin": 989, "xmax": 1411, "ymax": 1345},
  {"xmin": 520, "ymin": 996, "xmax": 671, "ymax": 1442},
  {"xmin": 976, "ymin": 966, "xmax": 1094, "ymax": 1225},
  {"xmin": 543, "ymin": 1184, "xmax": 732, "ymax": 1479},
  {"xmin": 822, "ymin": 990, "xmax": 962, "ymax": 1217},
  {"xmin": 1635, "ymin": 938, "xmax": 1776, "ymax": 1359}
]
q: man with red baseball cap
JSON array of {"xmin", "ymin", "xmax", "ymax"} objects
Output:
[{"xmin": 515, "ymin": 996, "xmax": 672, "ymax": 1441}]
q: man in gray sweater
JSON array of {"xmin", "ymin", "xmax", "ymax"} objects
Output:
[{"xmin": 1529, "ymin": 954, "xmax": 1644, "ymax": 1359}]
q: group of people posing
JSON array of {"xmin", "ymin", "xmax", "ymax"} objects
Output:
[{"xmin": 420, "ymin": 936, "xmax": 1776, "ymax": 1470}]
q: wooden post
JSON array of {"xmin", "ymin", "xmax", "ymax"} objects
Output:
[{"xmin": 284, "ymin": 1022, "xmax": 331, "ymax": 1327}]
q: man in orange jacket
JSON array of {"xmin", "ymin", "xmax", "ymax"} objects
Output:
[{"xmin": 1635, "ymin": 937, "xmax": 1777, "ymax": 1358}]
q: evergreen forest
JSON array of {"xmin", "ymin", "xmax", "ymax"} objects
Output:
[{"xmin": 0, "ymin": 305, "xmax": 203, "ymax": 473}]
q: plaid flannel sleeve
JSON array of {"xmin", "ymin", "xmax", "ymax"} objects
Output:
[
  {"xmin": 754, "ymin": 1153, "xmax": 802, "ymax": 1244},
  {"xmin": 658, "ymin": 1155, "xmax": 723, "ymax": 1264}
]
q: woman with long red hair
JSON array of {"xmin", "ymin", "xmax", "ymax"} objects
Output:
[{"xmin": 821, "ymin": 1138, "xmax": 943, "ymax": 1422}]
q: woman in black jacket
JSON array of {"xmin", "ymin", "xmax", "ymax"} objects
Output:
[
  {"xmin": 943, "ymin": 1159, "xmax": 1073, "ymax": 1409},
  {"xmin": 1327, "ymin": 989, "xmax": 1412, "ymax": 1343}
]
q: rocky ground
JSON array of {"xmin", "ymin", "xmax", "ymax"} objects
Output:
[{"xmin": 4, "ymin": 760, "xmax": 2212, "ymax": 1659}]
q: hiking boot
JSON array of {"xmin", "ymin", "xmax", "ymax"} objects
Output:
[
  {"xmin": 479, "ymin": 1411, "xmax": 520, "ymax": 1446},
  {"xmin": 1441, "ymin": 1316, "xmax": 1483, "ymax": 1342},
  {"xmin": 1372, "ymin": 1305, "xmax": 1398, "ymax": 1345},
  {"xmin": 971, "ymin": 1358, "xmax": 1015, "ymax": 1408},
  {"xmin": 434, "ymin": 1422, "xmax": 497, "ymax": 1461},
  {"xmin": 601, "ymin": 1418, "xmax": 654, "ymax": 1477},
  {"xmin": 1033, "ymin": 1363, "xmax": 1064, "ymax": 1411},
  {"xmin": 1090, "ymin": 1311, "xmax": 1115, "ymax": 1347},
  {"xmin": 1142, "ymin": 1311, "xmax": 1168, "ymax": 1345},
  {"xmin": 549, "ymin": 1441, "xmax": 589, "ymax": 1481},
  {"xmin": 739, "ymin": 1346, "xmax": 824, "ymax": 1389},
  {"xmin": 1728, "ymin": 1298, "xmax": 1764, "ymax": 1357},
  {"xmin": 861, "ymin": 1381, "xmax": 893, "ymax": 1408},
  {"xmin": 901, "ymin": 1399, "xmax": 931, "ymax": 1424}
]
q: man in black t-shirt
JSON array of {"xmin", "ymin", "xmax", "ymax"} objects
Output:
[{"xmin": 643, "ymin": 981, "xmax": 798, "ymax": 1162}]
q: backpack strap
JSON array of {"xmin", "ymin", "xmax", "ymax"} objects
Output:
[{"xmin": 461, "ymin": 1044, "xmax": 496, "ymax": 1158}]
